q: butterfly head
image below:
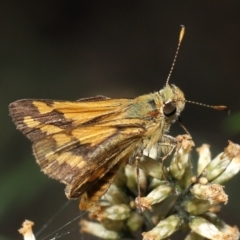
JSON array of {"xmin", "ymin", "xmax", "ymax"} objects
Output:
[{"xmin": 160, "ymin": 84, "xmax": 185, "ymax": 123}]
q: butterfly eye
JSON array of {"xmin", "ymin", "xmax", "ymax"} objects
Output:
[{"xmin": 163, "ymin": 102, "xmax": 176, "ymax": 117}]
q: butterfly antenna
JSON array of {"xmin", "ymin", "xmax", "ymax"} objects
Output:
[
  {"xmin": 166, "ymin": 25, "xmax": 185, "ymax": 85},
  {"xmin": 185, "ymin": 100, "xmax": 229, "ymax": 114}
]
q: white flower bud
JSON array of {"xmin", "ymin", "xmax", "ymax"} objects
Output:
[
  {"xmin": 189, "ymin": 217, "xmax": 232, "ymax": 240},
  {"xmin": 136, "ymin": 184, "xmax": 173, "ymax": 210},
  {"xmin": 90, "ymin": 204, "xmax": 131, "ymax": 221},
  {"xmin": 142, "ymin": 215, "xmax": 181, "ymax": 240},
  {"xmin": 213, "ymin": 142, "xmax": 240, "ymax": 184},
  {"xmin": 190, "ymin": 183, "xmax": 228, "ymax": 204},
  {"xmin": 80, "ymin": 220, "xmax": 122, "ymax": 239},
  {"xmin": 169, "ymin": 135, "xmax": 194, "ymax": 180},
  {"xmin": 197, "ymin": 144, "xmax": 211, "ymax": 175}
]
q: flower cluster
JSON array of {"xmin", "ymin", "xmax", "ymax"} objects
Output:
[
  {"xmin": 19, "ymin": 135, "xmax": 240, "ymax": 240},
  {"xmin": 80, "ymin": 135, "xmax": 240, "ymax": 240}
]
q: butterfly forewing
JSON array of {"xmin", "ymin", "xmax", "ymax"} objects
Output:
[{"xmin": 9, "ymin": 98, "xmax": 131, "ymax": 141}]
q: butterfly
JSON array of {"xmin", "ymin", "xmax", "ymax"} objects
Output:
[
  {"xmin": 9, "ymin": 83, "xmax": 185, "ymax": 210},
  {"xmin": 9, "ymin": 26, "xmax": 227, "ymax": 210}
]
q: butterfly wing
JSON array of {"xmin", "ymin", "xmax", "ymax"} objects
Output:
[
  {"xmin": 9, "ymin": 98, "xmax": 147, "ymax": 209},
  {"xmin": 34, "ymin": 122, "xmax": 144, "ymax": 209},
  {"xmin": 9, "ymin": 97, "xmax": 131, "ymax": 141}
]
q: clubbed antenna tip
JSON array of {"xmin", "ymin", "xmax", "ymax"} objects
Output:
[
  {"xmin": 186, "ymin": 100, "xmax": 229, "ymax": 115},
  {"xmin": 165, "ymin": 25, "xmax": 185, "ymax": 85},
  {"xmin": 212, "ymin": 105, "xmax": 230, "ymax": 115}
]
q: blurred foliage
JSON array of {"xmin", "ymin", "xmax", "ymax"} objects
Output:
[
  {"xmin": 0, "ymin": 156, "xmax": 48, "ymax": 217},
  {"xmin": 222, "ymin": 112, "xmax": 240, "ymax": 135}
]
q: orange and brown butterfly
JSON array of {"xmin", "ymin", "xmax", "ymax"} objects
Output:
[
  {"xmin": 8, "ymin": 26, "xmax": 202, "ymax": 210},
  {"xmin": 9, "ymin": 84, "xmax": 185, "ymax": 210}
]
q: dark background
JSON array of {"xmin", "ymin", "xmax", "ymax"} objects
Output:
[{"xmin": 1, "ymin": 1, "xmax": 240, "ymax": 239}]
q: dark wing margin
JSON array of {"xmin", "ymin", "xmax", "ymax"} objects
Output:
[{"xmin": 9, "ymin": 99, "xmax": 74, "ymax": 141}]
